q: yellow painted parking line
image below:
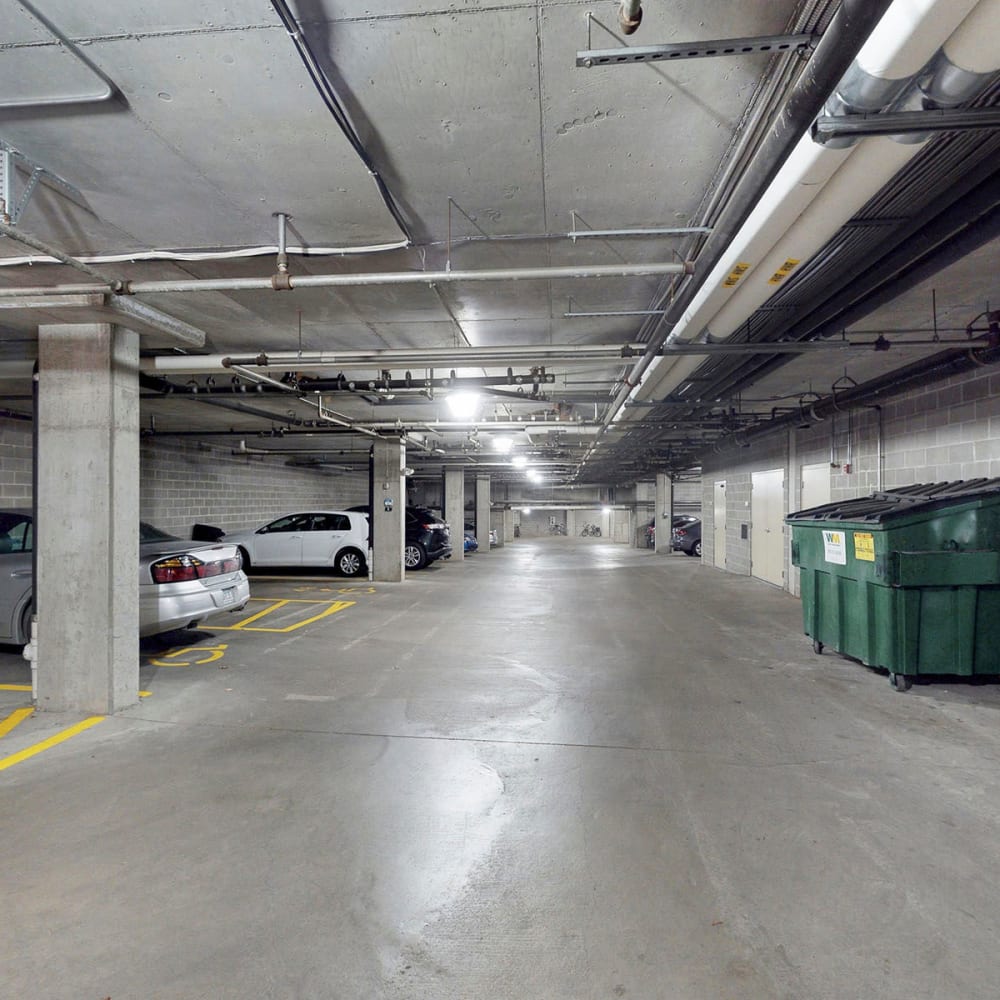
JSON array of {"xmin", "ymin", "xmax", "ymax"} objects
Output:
[
  {"xmin": 150, "ymin": 643, "xmax": 229, "ymax": 667},
  {"xmin": 220, "ymin": 598, "xmax": 291, "ymax": 628},
  {"xmin": 0, "ymin": 715, "xmax": 104, "ymax": 772},
  {"xmin": 212, "ymin": 598, "xmax": 355, "ymax": 633},
  {"xmin": 292, "ymin": 585, "xmax": 376, "ymax": 594},
  {"xmin": 139, "ymin": 690, "xmax": 152, "ymax": 698},
  {"xmin": 0, "ymin": 707, "xmax": 33, "ymax": 738},
  {"xmin": 0, "ymin": 684, "xmax": 32, "ymax": 692}
]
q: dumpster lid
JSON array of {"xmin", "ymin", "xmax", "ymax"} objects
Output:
[{"xmin": 786, "ymin": 479, "xmax": 1000, "ymax": 523}]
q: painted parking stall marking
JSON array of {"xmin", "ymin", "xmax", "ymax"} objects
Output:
[
  {"xmin": 211, "ymin": 597, "xmax": 355, "ymax": 633},
  {"xmin": 0, "ymin": 706, "xmax": 33, "ymax": 738},
  {"xmin": 0, "ymin": 715, "xmax": 104, "ymax": 773}
]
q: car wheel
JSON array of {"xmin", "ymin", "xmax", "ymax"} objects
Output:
[
  {"xmin": 238, "ymin": 547, "xmax": 252, "ymax": 572},
  {"xmin": 692, "ymin": 540, "xmax": 702, "ymax": 557},
  {"xmin": 336, "ymin": 548, "xmax": 366, "ymax": 577},
  {"xmin": 404, "ymin": 542, "xmax": 427, "ymax": 570},
  {"xmin": 18, "ymin": 602, "xmax": 33, "ymax": 646}
]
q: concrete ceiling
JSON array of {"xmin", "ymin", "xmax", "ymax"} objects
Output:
[{"xmin": 0, "ymin": 0, "xmax": 997, "ymax": 486}]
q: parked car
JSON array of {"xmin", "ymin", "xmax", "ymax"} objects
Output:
[
  {"xmin": 464, "ymin": 524, "xmax": 479, "ymax": 553},
  {"xmin": 224, "ymin": 510, "xmax": 369, "ymax": 576},
  {"xmin": 0, "ymin": 511, "xmax": 251, "ymax": 645},
  {"xmin": 671, "ymin": 518, "xmax": 702, "ymax": 557},
  {"xmin": 348, "ymin": 505, "xmax": 452, "ymax": 570}
]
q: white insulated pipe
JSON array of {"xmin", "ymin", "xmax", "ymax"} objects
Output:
[
  {"xmin": 140, "ymin": 343, "xmax": 643, "ymax": 375},
  {"xmin": 623, "ymin": 0, "xmax": 990, "ymax": 413},
  {"xmin": 124, "ymin": 261, "xmax": 690, "ymax": 293},
  {"xmin": 0, "ymin": 260, "xmax": 691, "ymax": 300}
]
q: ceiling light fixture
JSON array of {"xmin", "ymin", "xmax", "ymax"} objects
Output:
[
  {"xmin": 446, "ymin": 390, "xmax": 480, "ymax": 419},
  {"xmin": 511, "ymin": 454, "xmax": 528, "ymax": 468}
]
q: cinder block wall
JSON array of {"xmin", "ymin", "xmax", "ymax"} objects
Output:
[
  {"xmin": 700, "ymin": 365, "xmax": 1000, "ymax": 592},
  {"xmin": 140, "ymin": 440, "xmax": 369, "ymax": 538},
  {"xmin": 0, "ymin": 420, "xmax": 32, "ymax": 503}
]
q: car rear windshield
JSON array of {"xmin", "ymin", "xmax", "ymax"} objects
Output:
[{"xmin": 140, "ymin": 522, "xmax": 182, "ymax": 543}]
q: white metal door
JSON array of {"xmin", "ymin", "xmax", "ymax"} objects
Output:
[
  {"xmin": 713, "ymin": 481, "xmax": 727, "ymax": 569},
  {"xmin": 751, "ymin": 468, "xmax": 785, "ymax": 587},
  {"xmin": 800, "ymin": 462, "xmax": 831, "ymax": 512},
  {"xmin": 790, "ymin": 463, "xmax": 832, "ymax": 594}
]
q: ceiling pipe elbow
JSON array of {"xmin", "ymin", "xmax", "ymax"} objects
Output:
[
  {"xmin": 888, "ymin": 0, "xmax": 1000, "ymax": 143},
  {"xmin": 619, "ymin": 1, "xmax": 642, "ymax": 35}
]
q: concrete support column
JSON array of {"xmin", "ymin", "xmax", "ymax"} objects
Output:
[
  {"xmin": 371, "ymin": 437, "xmax": 404, "ymax": 581},
  {"xmin": 655, "ymin": 473, "xmax": 672, "ymax": 554},
  {"xmin": 444, "ymin": 467, "xmax": 465, "ymax": 563},
  {"xmin": 475, "ymin": 475, "xmax": 491, "ymax": 552},
  {"xmin": 502, "ymin": 506, "xmax": 514, "ymax": 545},
  {"xmin": 36, "ymin": 323, "xmax": 139, "ymax": 713}
]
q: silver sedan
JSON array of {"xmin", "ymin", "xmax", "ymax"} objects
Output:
[{"xmin": 0, "ymin": 511, "xmax": 251, "ymax": 645}]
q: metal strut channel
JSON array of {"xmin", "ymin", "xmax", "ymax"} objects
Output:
[
  {"xmin": 0, "ymin": 141, "xmax": 90, "ymax": 224},
  {"xmin": 577, "ymin": 33, "xmax": 816, "ymax": 69}
]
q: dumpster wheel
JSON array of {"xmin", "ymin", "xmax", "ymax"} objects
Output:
[
  {"xmin": 812, "ymin": 639, "xmax": 823, "ymax": 655},
  {"xmin": 889, "ymin": 672, "xmax": 913, "ymax": 692}
]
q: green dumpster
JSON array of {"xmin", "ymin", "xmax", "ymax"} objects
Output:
[{"xmin": 786, "ymin": 479, "xmax": 1000, "ymax": 690}]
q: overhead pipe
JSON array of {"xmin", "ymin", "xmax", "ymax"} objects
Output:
[
  {"xmin": 592, "ymin": 0, "xmax": 895, "ymax": 440},
  {"xmin": 0, "ymin": 259, "xmax": 692, "ymax": 300},
  {"xmin": 0, "ymin": 219, "xmax": 117, "ymax": 288},
  {"xmin": 617, "ymin": 0, "xmax": 995, "ymax": 417},
  {"xmin": 0, "ymin": 1, "xmax": 116, "ymax": 110},
  {"xmin": 618, "ymin": 1, "xmax": 642, "ymax": 35},
  {"xmin": 819, "ymin": 0, "xmax": 1000, "ymax": 146},
  {"xmin": 681, "ymin": 149, "xmax": 1000, "ymax": 404},
  {"xmin": 692, "ymin": 179, "xmax": 1000, "ymax": 404},
  {"xmin": 140, "ymin": 343, "xmax": 646, "ymax": 375},
  {"xmin": 718, "ymin": 337, "xmax": 1000, "ymax": 453}
]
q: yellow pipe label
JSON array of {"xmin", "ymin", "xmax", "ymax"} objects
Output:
[
  {"xmin": 723, "ymin": 262, "xmax": 751, "ymax": 287},
  {"xmin": 768, "ymin": 258, "xmax": 800, "ymax": 284}
]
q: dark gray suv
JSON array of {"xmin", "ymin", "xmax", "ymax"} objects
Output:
[{"xmin": 348, "ymin": 505, "xmax": 452, "ymax": 570}]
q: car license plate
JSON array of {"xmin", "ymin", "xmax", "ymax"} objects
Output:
[{"xmin": 221, "ymin": 586, "xmax": 236, "ymax": 605}]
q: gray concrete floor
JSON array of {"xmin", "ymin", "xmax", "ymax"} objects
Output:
[{"xmin": 3, "ymin": 539, "xmax": 1000, "ymax": 999}]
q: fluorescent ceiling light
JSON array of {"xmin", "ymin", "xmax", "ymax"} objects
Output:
[
  {"xmin": 511, "ymin": 454, "xmax": 528, "ymax": 468},
  {"xmin": 492, "ymin": 435, "xmax": 513, "ymax": 454},
  {"xmin": 527, "ymin": 469, "xmax": 542, "ymax": 482}
]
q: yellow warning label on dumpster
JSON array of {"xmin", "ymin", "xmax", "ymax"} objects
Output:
[{"xmin": 853, "ymin": 532, "xmax": 875, "ymax": 562}]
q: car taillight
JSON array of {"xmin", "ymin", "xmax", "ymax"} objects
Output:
[
  {"xmin": 675, "ymin": 529, "xmax": 688, "ymax": 537},
  {"xmin": 151, "ymin": 553, "xmax": 241, "ymax": 583},
  {"xmin": 151, "ymin": 555, "xmax": 204, "ymax": 583}
]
